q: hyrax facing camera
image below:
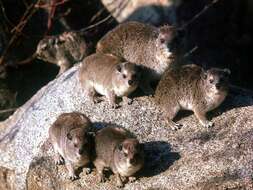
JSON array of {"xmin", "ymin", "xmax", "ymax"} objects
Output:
[
  {"xmin": 49, "ymin": 112, "xmax": 93, "ymax": 180},
  {"xmin": 96, "ymin": 21, "xmax": 177, "ymax": 94},
  {"xmin": 79, "ymin": 53, "xmax": 141, "ymax": 108},
  {"xmin": 155, "ymin": 64, "xmax": 230, "ymax": 130},
  {"xmin": 93, "ymin": 126, "xmax": 144, "ymax": 187},
  {"xmin": 37, "ymin": 31, "xmax": 88, "ymax": 76}
]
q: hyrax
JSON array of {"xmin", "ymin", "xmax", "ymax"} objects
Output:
[
  {"xmin": 155, "ymin": 64, "xmax": 230, "ymax": 130},
  {"xmin": 96, "ymin": 21, "xmax": 177, "ymax": 94},
  {"xmin": 93, "ymin": 126, "xmax": 144, "ymax": 187},
  {"xmin": 79, "ymin": 53, "xmax": 141, "ymax": 108},
  {"xmin": 36, "ymin": 31, "xmax": 89, "ymax": 75},
  {"xmin": 49, "ymin": 112, "xmax": 93, "ymax": 180}
]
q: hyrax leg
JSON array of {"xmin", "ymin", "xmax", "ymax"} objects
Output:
[
  {"xmin": 52, "ymin": 143, "xmax": 64, "ymax": 165},
  {"xmin": 66, "ymin": 161, "xmax": 78, "ymax": 180},
  {"xmin": 128, "ymin": 176, "xmax": 137, "ymax": 183},
  {"xmin": 193, "ymin": 108, "xmax": 214, "ymax": 128},
  {"xmin": 115, "ymin": 173, "xmax": 123, "ymax": 188},
  {"xmin": 122, "ymin": 96, "xmax": 133, "ymax": 105},
  {"xmin": 163, "ymin": 104, "xmax": 182, "ymax": 130},
  {"xmin": 81, "ymin": 80, "xmax": 101, "ymax": 104},
  {"xmin": 94, "ymin": 159, "xmax": 106, "ymax": 183},
  {"xmin": 106, "ymin": 91, "xmax": 119, "ymax": 109}
]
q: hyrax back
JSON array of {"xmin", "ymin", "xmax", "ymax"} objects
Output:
[
  {"xmin": 37, "ymin": 31, "xmax": 89, "ymax": 75},
  {"xmin": 94, "ymin": 126, "xmax": 144, "ymax": 187},
  {"xmin": 79, "ymin": 53, "xmax": 141, "ymax": 108},
  {"xmin": 96, "ymin": 21, "xmax": 177, "ymax": 94},
  {"xmin": 155, "ymin": 64, "xmax": 230, "ymax": 130},
  {"xmin": 49, "ymin": 112, "xmax": 93, "ymax": 180}
]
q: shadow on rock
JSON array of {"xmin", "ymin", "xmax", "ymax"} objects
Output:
[{"xmin": 138, "ymin": 141, "xmax": 180, "ymax": 178}]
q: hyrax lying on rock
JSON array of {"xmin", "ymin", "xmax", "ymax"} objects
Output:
[
  {"xmin": 96, "ymin": 21, "xmax": 177, "ymax": 94},
  {"xmin": 49, "ymin": 112, "xmax": 93, "ymax": 180},
  {"xmin": 93, "ymin": 126, "xmax": 144, "ymax": 187},
  {"xmin": 79, "ymin": 53, "xmax": 141, "ymax": 108},
  {"xmin": 36, "ymin": 31, "xmax": 89, "ymax": 75},
  {"xmin": 155, "ymin": 64, "xmax": 230, "ymax": 130}
]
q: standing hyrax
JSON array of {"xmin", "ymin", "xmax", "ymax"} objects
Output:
[
  {"xmin": 93, "ymin": 126, "xmax": 144, "ymax": 187},
  {"xmin": 49, "ymin": 112, "xmax": 93, "ymax": 180},
  {"xmin": 96, "ymin": 21, "xmax": 177, "ymax": 94},
  {"xmin": 79, "ymin": 53, "xmax": 141, "ymax": 108},
  {"xmin": 36, "ymin": 31, "xmax": 89, "ymax": 75},
  {"xmin": 155, "ymin": 64, "xmax": 230, "ymax": 130}
]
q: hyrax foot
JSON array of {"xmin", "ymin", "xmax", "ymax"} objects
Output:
[
  {"xmin": 167, "ymin": 120, "xmax": 183, "ymax": 130},
  {"xmin": 201, "ymin": 120, "xmax": 214, "ymax": 128},
  {"xmin": 69, "ymin": 173, "xmax": 78, "ymax": 181},
  {"xmin": 83, "ymin": 167, "xmax": 92, "ymax": 175},
  {"xmin": 111, "ymin": 103, "xmax": 120, "ymax": 109},
  {"xmin": 54, "ymin": 153, "xmax": 64, "ymax": 165},
  {"xmin": 99, "ymin": 173, "xmax": 106, "ymax": 183},
  {"xmin": 116, "ymin": 173, "xmax": 123, "ymax": 188},
  {"xmin": 128, "ymin": 176, "xmax": 136, "ymax": 183},
  {"xmin": 122, "ymin": 96, "xmax": 133, "ymax": 105}
]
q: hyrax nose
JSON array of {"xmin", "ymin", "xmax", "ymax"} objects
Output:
[
  {"xmin": 130, "ymin": 158, "xmax": 136, "ymax": 165},
  {"xmin": 128, "ymin": 80, "xmax": 133, "ymax": 85},
  {"xmin": 215, "ymin": 83, "xmax": 221, "ymax": 89}
]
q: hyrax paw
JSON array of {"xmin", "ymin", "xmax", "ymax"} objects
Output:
[
  {"xmin": 202, "ymin": 121, "xmax": 214, "ymax": 128},
  {"xmin": 128, "ymin": 176, "xmax": 136, "ymax": 183},
  {"xmin": 171, "ymin": 123, "xmax": 183, "ymax": 131},
  {"xmin": 116, "ymin": 181, "xmax": 124, "ymax": 188},
  {"xmin": 54, "ymin": 155, "xmax": 64, "ymax": 165},
  {"xmin": 69, "ymin": 174, "xmax": 78, "ymax": 181},
  {"xmin": 99, "ymin": 175, "xmax": 106, "ymax": 183},
  {"xmin": 84, "ymin": 168, "xmax": 92, "ymax": 175},
  {"xmin": 111, "ymin": 103, "xmax": 120, "ymax": 109}
]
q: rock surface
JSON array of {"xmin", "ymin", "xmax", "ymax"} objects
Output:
[
  {"xmin": 101, "ymin": 0, "xmax": 181, "ymax": 26},
  {"xmin": 0, "ymin": 64, "xmax": 253, "ymax": 190}
]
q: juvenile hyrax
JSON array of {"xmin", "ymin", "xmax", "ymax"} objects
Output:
[
  {"xmin": 79, "ymin": 53, "xmax": 141, "ymax": 108},
  {"xmin": 96, "ymin": 21, "xmax": 177, "ymax": 94},
  {"xmin": 93, "ymin": 126, "xmax": 144, "ymax": 187},
  {"xmin": 37, "ymin": 31, "xmax": 89, "ymax": 75},
  {"xmin": 49, "ymin": 112, "xmax": 93, "ymax": 180},
  {"xmin": 155, "ymin": 64, "xmax": 230, "ymax": 130}
]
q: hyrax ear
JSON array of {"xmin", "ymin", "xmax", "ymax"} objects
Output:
[
  {"xmin": 116, "ymin": 64, "xmax": 122, "ymax": 73},
  {"xmin": 158, "ymin": 25, "xmax": 176, "ymax": 43},
  {"xmin": 201, "ymin": 71, "xmax": 208, "ymax": 80},
  {"xmin": 67, "ymin": 133, "xmax": 72, "ymax": 141},
  {"xmin": 118, "ymin": 143, "xmax": 123, "ymax": 151},
  {"xmin": 223, "ymin": 68, "xmax": 231, "ymax": 76}
]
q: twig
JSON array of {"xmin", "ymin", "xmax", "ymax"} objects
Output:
[
  {"xmin": 180, "ymin": 0, "xmax": 220, "ymax": 29},
  {"xmin": 0, "ymin": 0, "xmax": 42, "ymax": 65},
  {"xmin": 0, "ymin": 108, "xmax": 17, "ymax": 114},
  {"xmin": 77, "ymin": 14, "xmax": 113, "ymax": 33},
  {"xmin": 183, "ymin": 46, "xmax": 198, "ymax": 57}
]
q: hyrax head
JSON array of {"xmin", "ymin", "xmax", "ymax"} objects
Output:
[
  {"xmin": 114, "ymin": 62, "xmax": 141, "ymax": 88},
  {"xmin": 36, "ymin": 37, "xmax": 58, "ymax": 61},
  {"xmin": 157, "ymin": 25, "xmax": 177, "ymax": 50},
  {"xmin": 66, "ymin": 127, "xmax": 92, "ymax": 159},
  {"xmin": 201, "ymin": 68, "xmax": 231, "ymax": 92},
  {"xmin": 116, "ymin": 138, "xmax": 144, "ymax": 166}
]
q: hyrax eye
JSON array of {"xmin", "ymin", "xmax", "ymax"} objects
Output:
[
  {"xmin": 209, "ymin": 79, "xmax": 214, "ymax": 84},
  {"xmin": 124, "ymin": 152, "xmax": 128, "ymax": 157},
  {"xmin": 123, "ymin": 74, "xmax": 127, "ymax": 79},
  {"xmin": 74, "ymin": 144, "xmax": 78, "ymax": 148}
]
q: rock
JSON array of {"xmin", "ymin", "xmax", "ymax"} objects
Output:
[
  {"xmin": 0, "ymin": 63, "xmax": 253, "ymax": 189},
  {"xmin": 101, "ymin": 0, "xmax": 181, "ymax": 26}
]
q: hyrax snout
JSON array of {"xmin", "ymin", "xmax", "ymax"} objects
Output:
[
  {"xmin": 93, "ymin": 126, "xmax": 144, "ymax": 187},
  {"xmin": 96, "ymin": 21, "xmax": 177, "ymax": 95},
  {"xmin": 155, "ymin": 64, "xmax": 230, "ymax": 130},
  {"xmin": 79, "ymin": 53, "xmax": 141, "ymax": 108},
  {"xmin": 37, "ymin": 31, "xmax": 88, "ymax": 76},
  {"xmin": 49, "ymin": 112, "xmax": 94, "ymax": 180}
]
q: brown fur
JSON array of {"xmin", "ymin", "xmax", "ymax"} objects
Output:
[
  {"xmin": 93, "ymin": 126, "xmax": 144, "ymax": 187},
  {"xmin": 79, "ymin": 53, "xmax": 141, "ymax": 108},
  {"xmin": 96, "ymin": 21, "xmax": 177, "ymax": 95},
  {"xmin": 155, "ymin": 64, "xmax": 230, "ymax": 130},
  {"xmin": 49, "ymin": 112, "xmax": 93, "ymax": 180},
  {"xmin": 37, "ymin": 31, "xmax": 89, "ymax": 76}
]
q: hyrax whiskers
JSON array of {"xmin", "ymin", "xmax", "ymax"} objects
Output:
[
  {"xmin": 155, "ymin": 64, "xmax": 230, "ymax": 130},
  {"xmin": 49, "ymin": 112, "xmax": 94, "ymax": 180},
  {"xmin": 93, "ymin": 126, "xmax": 144, "ymax": 187},
  {"xmin": 96, "ymin": 21, "xmax": 177, "ymax": 95},
  {"xmin": 79, "ymin": 53, "xmax": 141, "ymax": 108},
  {"xmin": 36, "ymin": 31, "xmax": 89, "ymax": 76}
]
